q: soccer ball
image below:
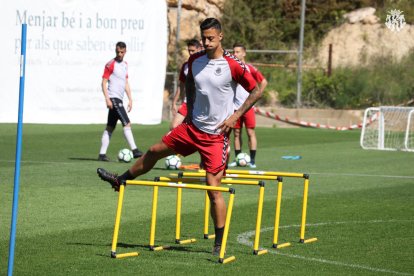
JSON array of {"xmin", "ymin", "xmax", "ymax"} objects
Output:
[
  {"xmin": 165, "ymin": 155, "xmax": 182, "ymax": 170},
  {"xmin": 236, "ymin": 152, "xmax": 251, "ymax": 167},
  {"xmin": 118, "ymin": 149, "xmax": 133, "ymax": 163}
]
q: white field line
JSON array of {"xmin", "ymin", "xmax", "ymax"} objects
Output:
[
  {"xmin": 311, "ymin": 172, "xmax": 414, "ymax": 179},
  {"xmin": 237, "ymin": 219, "xmax": 414, "ymax": 276}
]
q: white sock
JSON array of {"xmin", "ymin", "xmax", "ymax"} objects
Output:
[
  {"xmin": 99, "ymin": 130, "xmax": 112, "ymax": 155},
  {"xmin": 123, "ymin": 127, "xmax": 137, "ymax": 150}
]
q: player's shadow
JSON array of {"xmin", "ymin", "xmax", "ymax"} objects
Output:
[
  {"xmin": 71, "ymin": 241, "xmax": 205, "ymax": 252},
  {"xmin": 68, "ymin": 157, "xmax": 110, "ymax": 162},
  {"xmin": 116, "ymin": 242, "xmax": 206, "ymax": 253},
  {"xmin": 68, "ymin": 240, "xmax": 210, "ymax": 259},
  {"xmin": 148, "ymin": 167, "xmax": 171, "ymax": 171}
]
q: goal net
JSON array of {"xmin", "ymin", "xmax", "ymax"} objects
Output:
[{"xmin": 360, "ymin": 106, "xmax": 414, "ymax": 152}]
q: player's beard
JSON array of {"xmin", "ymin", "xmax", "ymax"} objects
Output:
[{"xmin": 205, "ymin": 46, "xmax": 221, "ymax": 59}]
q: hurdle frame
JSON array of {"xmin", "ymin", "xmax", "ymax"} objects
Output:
[
  {"xmin": 159, "ymin": 176, "xmax": 268, "ymax": 255},
  {"xmin": 169, "ymin": 178, "xmax": 197, "ymax": 246},
  {"xmin": 225, "ymin": 169, "xmax": 318, "ymax": 244},
  {"xmin": 178, "ymin": 170, "xmax": 317, "ymax": 248},
  {"xmin": 110, "ymin": 180, "xmax": 237, "ymax": 264}
]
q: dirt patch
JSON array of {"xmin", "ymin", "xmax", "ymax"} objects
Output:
[{"xmin": 311, "ymin": 22, "xmax": 414, "ymax": 68}]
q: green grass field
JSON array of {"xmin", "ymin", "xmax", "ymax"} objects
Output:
[{"xmin": 1, "ymin": 123, "xmax": 413, "ymax": 275}]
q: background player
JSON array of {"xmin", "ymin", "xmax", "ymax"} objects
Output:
[
  {"xmin": 228, "ymin": 43, "xmax": 268, "ymax": 168},
  {"xmin": 98, "ymin": 41, "xmax": 143, "ymax": 161},
  {"xmin": 170, "ymin": 39, "xmax": 203, "ymax": 130},
  {"xmin": 97, "ymin": 18, "xmax": 262, "ymax": 255}
]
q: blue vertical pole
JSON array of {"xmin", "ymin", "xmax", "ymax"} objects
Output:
[{"xmin": 8, "ymin": 23, "xmax": 27, "ymax": 276}]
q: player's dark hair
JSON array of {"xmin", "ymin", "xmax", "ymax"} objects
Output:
[
  {"xmin": 187, "ymin": 39, "xmax": 201, "ymax": 48},
  {"xmin": 233, "ymin": 42, "xmax": 246, "ymax": 51},
  {"xmin": 116, "ymin": 41, "xmax": 127, "ymax": 49},
  {"xmin": 200, "ymin": 18, "xmax": 222, "ymax": 32}
]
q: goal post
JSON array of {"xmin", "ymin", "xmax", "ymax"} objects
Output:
[
  {"xmin": 360, "ymin": 106, "xmax": 414, "ymax": 152},
  {"xmin": 405, "ymin": 109, "xmax": 414, "ymax": 152}
]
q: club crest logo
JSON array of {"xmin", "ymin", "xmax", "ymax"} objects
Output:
[
  {"xmin": 385, "ymin": 9, "xmax": 406, "ymax": 32},
  {"xmin": 214, "ymin": 67, "xmax": 222, "ymax": 76}
]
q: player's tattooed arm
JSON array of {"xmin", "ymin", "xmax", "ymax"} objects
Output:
[
  {"xmin": 218, "ymin": 85, "xmax": 262, "ymax": 134},
  {"xmin": 236, "ymin": 85, "xmax": 262, "ymax": 116}
]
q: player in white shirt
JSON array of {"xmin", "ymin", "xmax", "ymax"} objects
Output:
[
  {"xmin": 97, "ymin": 18, "xmax": 263, "ymax": 255},
  {"xmin": 98, "ymin": 42, "xmax": 143, "ymax": 161}
]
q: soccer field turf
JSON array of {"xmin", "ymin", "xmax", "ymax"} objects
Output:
[{"xmin": 1, "ymin": 123, "xmax": 413, "ymax": 275}]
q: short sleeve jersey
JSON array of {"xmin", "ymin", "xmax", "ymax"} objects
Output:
[
  {"xmin": 102, "ymin": 59, "xmax": 128, "ymax": 100},
  {"xmin": 187, "ymin": 50, "xmax": 257, "ymax": 135},
  {"xmin": 178, "ymin": 62, "xmax": 189, "ymax": 103},
  {"xmin": 234, "ymin": 64, "xmax": 265, "ymax": 110},
  {"xmin": 179, "ymin": 61, "xmax": 189, "ymax": 83}
]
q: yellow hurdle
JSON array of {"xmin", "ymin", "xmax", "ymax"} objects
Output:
[
  {"xmin": 149, "ymin": 186, "xmax": 171, "ymax": 251},
  {"xmin": 178, "ymin": 170, "xmax": 317, "ymax": 248},
  {"xmin": 272, "ymin": 177, "xmax": 291, "ymax": 249},
  {"xmin": 219, "ymin": 191, "xmax": 236, "ymax": 264},
  {"xmin": 110, "ymin": 180, "xmax": 237, "ymax": 264},
  {"xmin": 299, "ymin": 176, "xmax": 318, "ymax": 244},
  {"xmin": 110, "ymin": 184, "xmax": 139, "ymax": 258},
  {"xmin": 224, "ymin": 169, "xmax": 305, "ymax": 178},
  {"xmin": 158, "ymin": 175, "xmax": 260, "ymax": 242},
  {"xmin": 156, "ymin": 177, "xmax": 214, "ymax": 240},
  {"xmin": 179, "ymin": 171, "xmax": 278, "ymax": 180},
  {"xmin": 114, "ymin": 252, "xmax": 139, "ymax": 258},
  {"xmin": 173, "ymin": 179, "xmax": 197, "ymax": 245},
  {"xmin": 198, "ymin": 169, "xmax": 305, "ymax": 178},
  {"xmin": 299, "ymin": 177, "xmax": 309, "ymax": 242},
  {"xmin": 158, "ymin": 176, "xmax": 267, "ymax": 255},
  {"xmin": 176, "ymin": 186, "xmax": 182, "ymax": 242},
  {"xmin": 253, "ymin": 182, "xmax": 268, "ymax": 255},
  {"xmin": 222, "ymin": 170, "xmax": 317, "ymax": 245},
  {"xmin": 158, "ymin": 176, "xmax": 260, "ymax": 186}
]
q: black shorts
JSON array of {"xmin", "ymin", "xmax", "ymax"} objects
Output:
[{"xmin": 107, "ymin": 98, "xmax": 130, "ymax": 128}]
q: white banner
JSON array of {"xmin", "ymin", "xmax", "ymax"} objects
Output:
[{"xmin": 0, "ymin": 0, "xmax": 167, "ymax": 124}]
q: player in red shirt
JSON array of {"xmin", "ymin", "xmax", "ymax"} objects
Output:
[
  {"xmin": 97, "ymin": 18, "xmax": 263, "ymax": 255},
  {"xmin": 170, "ymin": 39, "xmax": 202, "ymax": 130},
  {"xmin": 228, "ymin": 43, "xmax": 268, "ymax": 168}
]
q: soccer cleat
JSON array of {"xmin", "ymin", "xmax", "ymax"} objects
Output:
[
  {"xmin": 132, "ymin": 148, "xmax": 143, "ymax": 158},
  {"xmin": 228, "ymin": 161, "xmax": 237, "ymax": 167},
  {"xmin": 98, "ymin": 154, "xmax": 110, "ymax": 162},
  {"xmin": 248, "ymin": 162, "xmax": 257, "ymax": 168},
  {"xmin": 212, "ymin": 244, "xmax": 222, "ymax": 256},
  {"xmin": 97, "ymin": 168, "xmax": 121, "ymax": 191}
]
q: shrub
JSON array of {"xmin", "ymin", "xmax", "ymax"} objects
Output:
[{"xmin": 253, "ymin": 50, "xmax": 414, "ymax": 109}]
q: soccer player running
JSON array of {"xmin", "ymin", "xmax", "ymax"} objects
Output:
[
  {"xmin": 228, "ymin": 43, "xmax": 268, "ymax": 168},
  {"xmin": 98, "ymin": 41, "xmax": 143, "ymax": 161},
  {"xmin": 170, "ymin": 39, "xmax": 203, "ymax": 130},
  {"xmin": 97, "ymin": 18, "xmax": 262, "ymax": 255}
]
